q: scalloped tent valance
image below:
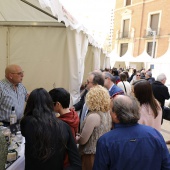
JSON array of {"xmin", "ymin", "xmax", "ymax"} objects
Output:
[
  {"xmin": 38, "ymin": 0, "xmax": 115, "ymax": 49},
  {"xmin": 135, "ymin": 51, "xmax": 152, "ymax": 62},
  {"xmin": 108, "ymin": 50, "xmax": 153, "ymax": 63},
  {"xmin": 153, "ymin": 50, "xmax": 170, "ymax": 64}
]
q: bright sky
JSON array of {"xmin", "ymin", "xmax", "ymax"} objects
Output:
[{"xmin": 39, "ymin": 0, "xmax": 116, "ymax": 48}]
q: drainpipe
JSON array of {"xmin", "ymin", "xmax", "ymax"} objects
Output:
[{"xmin": 137, "ymin": 0, "xmax": 145, "ymax": 56}]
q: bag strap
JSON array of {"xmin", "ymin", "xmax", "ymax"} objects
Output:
[{"xmin": 122, "ymin": 81, "xmax": 127, "ymax": 94}]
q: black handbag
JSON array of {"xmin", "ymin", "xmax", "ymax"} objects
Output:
[{"xmin": 163, "ymin": 106, "xmax": 170, "ymax": 121}]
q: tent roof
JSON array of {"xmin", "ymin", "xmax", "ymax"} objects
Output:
[
  {"xmin": 154, "ymin": 50, "xmax": 170, "ymax": 64},
  {"xmin": 38, "ymin": 0, "xmax": 115, "ymax": 48},
  {"xmin": 134, "ymin": 51, "xmax": 152, "ymax": 62},
  {"xmin": 0, "ymin": 0, "xmax": 64, "ymax": 27},
  {"xmin": 117, "ymin": 52, "xmax": 135, "ymax": 62},
  {"xmin": 108, "ymin": 50, "xmax": 135, "ymax": 62},
  {"xmin": 108, "ymin": 49, "xmax": 119, "ymax": 58},
  {"xmin": 108, "ymin": 50, "xmax": 153, "ymax": 63}
]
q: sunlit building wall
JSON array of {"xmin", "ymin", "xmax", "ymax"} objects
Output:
[{"xmin": 112, "ymin": 0, "xmax": 170, "ymax": 58}]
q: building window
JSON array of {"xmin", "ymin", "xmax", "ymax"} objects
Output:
[
  {"xmin": 147, "ymin": 42, "xmax": 156, "ymax": 58},
  {"xmin": 120, "ymin": 43, "xmax": 128, "ymax": 57},
  {"xmin": 150, "ymin": 13, "xmax": 159, "ymax": 33},
  {"xmin": 122, "ymin": 19, "xmax": 130, "ymax": 38},
  {"xmin": 125, "ymin": 0, "xmax": 131, "ymax": 6}
]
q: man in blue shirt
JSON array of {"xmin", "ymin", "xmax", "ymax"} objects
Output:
[
  {"xmin": 93, "ymin": 95, "xmax": 170, "ymax": 170},
  {"xmin": 103, "ymin": 72, "xmax": 124, "ymax": 98}
]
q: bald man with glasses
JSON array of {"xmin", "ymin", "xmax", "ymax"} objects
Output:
[{"xmin": 0, "ymin": 64, "xmax": 28, "ymax": 126}]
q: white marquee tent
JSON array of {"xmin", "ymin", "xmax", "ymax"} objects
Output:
[
  {"xmin": 152, "ymin": 49, "xmax": 170, "ymax": 85},
  {"xmin": 38, "ymin": 0, "xmax": 115, "ymax": 49},
  {"xmin": 133, "ymin": 51, "xmax": 152, "ymax": 69},
  {"xmin": 108, "ymin": 49, "xmax": 120, "ymax": 68},
  {"xmin": 0, "ymin": 0, "xmax": 91, "ymax": 105},
  {"xmin": 82, "ymin": 46, "xmax": 108, "ymax": 83},
  {"xmin": 108, "ymin": 50, "xmax": 152, "ymax": 70},
  {"xmin": 108, "ymin": 48, "xmax": 170, "ymax": 85},
  {"xmin": 0, "ymin": 0, "xmax": 114, "ymax": 105},
  {"xmin": 135, "ymin": 51, "xmax": 152, "ymax": 62},
  {"xmin": 153, "ymin": 49, "xmax": 170, "ymax": 64}
]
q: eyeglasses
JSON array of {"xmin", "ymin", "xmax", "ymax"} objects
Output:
[
  {"xmin": 136, "ymin": 75, "xmax": 140, "ymax": 77},
  {"xmin": 11, "ymin": 71, "xmax": 24, "ymax": 75}
]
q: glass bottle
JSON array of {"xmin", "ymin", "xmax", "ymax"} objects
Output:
[{"xmin": 10, "ymin": 106, "xmax": 17, "ymax": 125}]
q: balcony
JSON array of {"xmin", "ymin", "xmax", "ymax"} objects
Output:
[{"xmin": 116, "ymin": 30, "xmax": 134, "ymax": 39}]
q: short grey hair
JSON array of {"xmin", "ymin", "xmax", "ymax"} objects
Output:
[
  {"xmin": 156, "ymin": 73, "xmax": 166, "ymax": 82},
  {"xmin": 104, "ymin": 72, "xmax": 116, "ymax": 83},
  {"xmin": 90, "ymin": 71, "xmax": 104, "ymax": 86},
  {"xmin": 111, "ymin": 95, "xmax": 140, "ymax": 124},
  {"xmin": 146, "ymin": 71, "xmax": 152, "ymax": 77}
]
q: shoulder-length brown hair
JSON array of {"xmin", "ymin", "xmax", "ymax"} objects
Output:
[
  {"xmin": 133, "ymin": 80, "xmax": 160, "ymax": 118},
  {"xmin": 120, "ymin": 72, "xmax": 127, "ymax": 81}
]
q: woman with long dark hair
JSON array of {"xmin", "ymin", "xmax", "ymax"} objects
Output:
[
  {"xmin": 133, "ymin": 80, "xmax": 162, "ymax": 131},
  {"xmin": 20, "ymin": 88, "xmax": 81, "ymax": 170}
]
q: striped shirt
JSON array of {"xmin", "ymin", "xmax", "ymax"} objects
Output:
[{"xmin": 0, "ymin": 78, "xmax": 27, "ymax": 122}]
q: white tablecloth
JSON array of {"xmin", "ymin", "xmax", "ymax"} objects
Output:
[{"xmin": 6, "ymin": 139, "xmax": 25, "ymax": 170}]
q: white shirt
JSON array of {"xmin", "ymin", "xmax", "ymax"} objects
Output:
[{"xmin": 117, "ymin": 81, "xmax": 131, "ymax": 95}]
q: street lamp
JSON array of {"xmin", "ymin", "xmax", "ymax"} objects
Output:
[
  {"xmin": 147, "ymin": 28, "xmax": 156, "ymax": 70},
  {"xmin": 151, "ymin": 30, "xmax": 156, "ymax": 58},
  {"xmin": 147, "ymin": 27, "xmax": 156, "ymax": 58}
]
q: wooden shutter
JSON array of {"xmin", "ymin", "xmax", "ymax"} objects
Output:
[
  {"xmin": 150, "ymin": 14, "xmax": 159, "ymax": 33},
  {"xmin": 120, "ymin": 43, "xmax": 128, "ymax": 57},
  {"xmin": 123, "ymin": 19, "xmax": 130, "ymax": 37},
  {"xmin": 126, "ymin": 0, "xmax": 131, "ymax": 6}
]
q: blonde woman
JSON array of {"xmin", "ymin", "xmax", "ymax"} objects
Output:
[{"xmin": 76, "ymin": 85, "xmax": 112, "ymax": 170}]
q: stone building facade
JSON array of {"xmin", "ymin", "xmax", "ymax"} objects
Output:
[{"xmin": 112, "ymin": 0, "xmax": 170, "ymax": 58}]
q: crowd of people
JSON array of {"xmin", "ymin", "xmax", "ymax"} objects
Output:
[{"xmin": 0, "ymin": 64, "xmax": 170, "ymax": 170}]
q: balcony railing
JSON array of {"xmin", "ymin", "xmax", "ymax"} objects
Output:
[{"xmin": 117, "ymin": 31, "xmax": 132, "ymax": 39}]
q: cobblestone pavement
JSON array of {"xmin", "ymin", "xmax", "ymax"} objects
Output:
[{"xmin": 161, "ymin": 119, "xmax": 170, "ymax": 151}]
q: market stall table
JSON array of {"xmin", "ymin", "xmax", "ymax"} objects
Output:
[{"xmin": 6, "ymin": 139, "xmax": 25, "ymax": 170}]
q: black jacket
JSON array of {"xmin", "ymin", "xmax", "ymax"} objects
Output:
[
  {"xmin": 152, "ymin": 81, "xmax": 170, "ymax": 108},
  {"xmin": 73, "ymin": 89, "xmax": 88, "ymax": 111},
  {"xmin": 21, "ymin": 116, "xmax": 82, "ymax": 170},
  {"xmin": 146, "ymin": 77, "xmax": 155, "ymax": 84}
]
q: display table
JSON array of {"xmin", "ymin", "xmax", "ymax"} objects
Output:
[{"xmin": 6, "ymin": 139, "xmax": 25, "ymax": 170}]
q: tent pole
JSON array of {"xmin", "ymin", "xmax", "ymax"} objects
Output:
[
  {"xmin": 6, "ymin": 28, "xmax": 10, "ymax": 66},
  {"xmin": 20, "ymin": 0, "xmax": 64, "ymax": 24}
]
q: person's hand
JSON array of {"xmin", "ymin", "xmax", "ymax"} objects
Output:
[
  {"xmin": 55, "ymin": 113, "xmax": 60, "ymax": 118},
  {"xmin": 26, "ymin": 93, "xmax": 30, "ymax": 101},
  {"xmin": 70, "ymin": 106, "xmax": 75, "ymax": 111},
  {"xmin": 76, "ymin": 133, "xmax": 81, "ymax": 143},
  {"xmin": 166, "ymin": 140, "xmax": 170, "ymax": 144}
]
